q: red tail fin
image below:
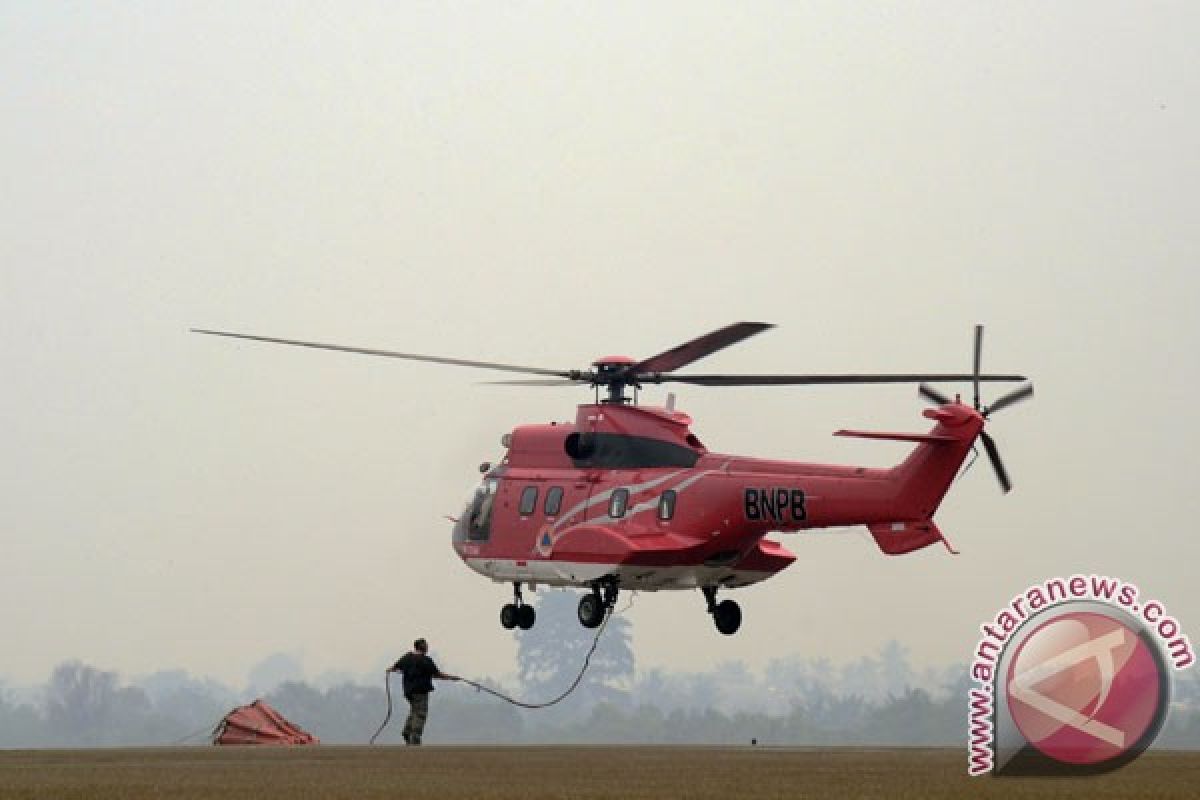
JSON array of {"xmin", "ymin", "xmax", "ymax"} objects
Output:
[
  {"xmin": 844, "ymin": 403, "xmax": 983, "ymax": 555},
  {"xmin": 887, "ymin": 404, "xmax": 983, "ymax": 520}
]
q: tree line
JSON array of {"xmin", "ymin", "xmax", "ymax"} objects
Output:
[{"xmin": 3, "ymin": 592, "xmax": 1199, "ymax": 747}]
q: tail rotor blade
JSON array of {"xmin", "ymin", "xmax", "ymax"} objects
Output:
[
  {"xmin": 972, "ymin": 324, "xmax": 983, "ymax": 411},
  {"xmin": 987, "ymin": 382, "xmax": 1034, "ymax": 415},
  {"xmin": 978, "ymin": 430, "xmax": 1012, "ymax": 493},
  {"xmin": 919, "ymin": 383, "xmax": 951, "ymax": 405}
]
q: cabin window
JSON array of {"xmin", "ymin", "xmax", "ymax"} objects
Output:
[
  {"xmin": 544, "ymin": 486, "xmax": 564, "ymax": 516},
  {"xmin": 519, "ymin": 486, "xmax": 538, "ymax": 516},
  {"xmin": 609, "ymin": 488, "xmax": 630, "ymax": 518},
  {"xmin": 658, "ymin": 490, "xmax": 676, "ymax": 521}
]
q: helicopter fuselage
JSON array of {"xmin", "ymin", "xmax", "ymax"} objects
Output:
[{"xmin": 451, "ymin": 400, "xmax": 983, "ymax": 593}]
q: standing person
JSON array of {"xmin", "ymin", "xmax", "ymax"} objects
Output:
[{"xmin": 389, "ymin": 638, "xmax": 460, "ymax": 745}]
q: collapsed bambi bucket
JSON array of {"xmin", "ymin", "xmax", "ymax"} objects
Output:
[{"xmin": 212, "ymin": 699, "xmax": 318, "ymax": 745}]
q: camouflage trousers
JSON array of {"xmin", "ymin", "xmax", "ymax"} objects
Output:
[{"xmin": 402, "ymin": 692, "xmax": 429, "ymax": 745}]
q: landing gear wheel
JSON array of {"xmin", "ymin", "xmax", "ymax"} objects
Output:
[
  {"xmin": 500, "ymin": 603, "xmax": 518, "ymax": 630},
  {"xmin": 713, "ymin": 599, "xmax": 742, "ymax": 635},
  {"xmin": 516, "ymin": 604, "xmax": 536, "ymax": 630},
  {"xmin": 578, "ymin": 592, "xmax": 605, "ymax": 628}
]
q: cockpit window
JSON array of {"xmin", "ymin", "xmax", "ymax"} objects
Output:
[{"xmin": 466, "ymin": 479, "xmax": 499, "ymax": 541}]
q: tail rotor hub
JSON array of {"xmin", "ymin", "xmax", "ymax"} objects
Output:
[{"xmin": 918, "ymin": 325, "xmax": 1033, "ymax": 493}]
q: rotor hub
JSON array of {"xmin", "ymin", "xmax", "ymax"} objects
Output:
[
  {"xmin": 591, "ymin": 355, "xmax": 636, "ymax": 368},
  {"xmin": 586, "ymin": 358, "xmax": 636, "ymax": 403}
]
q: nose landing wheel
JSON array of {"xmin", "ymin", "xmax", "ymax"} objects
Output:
[
  {"xmin": 500, "ymin": 582, "xmax": 537, "ymax": 630},
  {"xmin": 702, "ymin": 586, "xmax": 741, "ymax": 635}
]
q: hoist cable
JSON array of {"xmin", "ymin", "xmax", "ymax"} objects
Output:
[{"xmin": 460, "ymin": 608, "xmax": 611, "ymax": 709}]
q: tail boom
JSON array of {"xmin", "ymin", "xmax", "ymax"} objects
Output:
[{"xmin": 845, "ymin": 403, "xmax": 984, "ymax": 555}]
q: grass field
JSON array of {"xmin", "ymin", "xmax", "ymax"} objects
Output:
[{"xmin": 0, "ymin": 746, "xmax": 1197, "ymax": 799}]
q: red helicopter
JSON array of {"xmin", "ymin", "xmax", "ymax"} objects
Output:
[{"xmin": 194, "ymin": 323, "xmax": 1031, "ymax": 635}]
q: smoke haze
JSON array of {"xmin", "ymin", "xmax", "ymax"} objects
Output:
[{"xmin": 2, "ymin": 3, "xmax": 1197, "ymax": 706}]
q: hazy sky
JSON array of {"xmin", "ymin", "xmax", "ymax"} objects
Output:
[{"xmin": 2, "ymin": 2, "xmax": 1198, "ymax": 688}]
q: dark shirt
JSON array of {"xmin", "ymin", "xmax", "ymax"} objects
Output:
[{"xmin": 393, "ymin": 652, "xmax": 439, "ymax": 696}]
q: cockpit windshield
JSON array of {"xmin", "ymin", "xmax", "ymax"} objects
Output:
[{"xmin": 455, "ymin": 478, "xmax": 499, "ymax": 543}]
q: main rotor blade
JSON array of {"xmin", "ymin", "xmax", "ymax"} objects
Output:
[
  {"xmin": 987, "ymin": 382, "xmax": 1034, "ymax": 415},
  {"xmin": 978, "ymin": 430, "xmax": 1012, "ymax": 493},
  {"xmin": 627, "ymin": 322, "xmax": 774, "ymax": 375},
  {"xmin": 191, "ymin": 329, "xmax": 575, "ymax": 378},
  {"xmin": 655, "ymin": 373, "xmax": 1026, "ymax": 387},
  {"xmin": 919, "ymin": 383, "xmax": 952, "ymax": 405},
  {"xmin": 973, "ymin": 324, "xmax": 983, "ymax": 411},
  {"xmin": 480, "ymin": 378, "xmax": 588, "ymax": 386}
]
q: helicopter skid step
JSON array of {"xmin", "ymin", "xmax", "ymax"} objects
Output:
[{"xmin": 464, "ymin": 557, "xmax": 779, "ymax": 591}]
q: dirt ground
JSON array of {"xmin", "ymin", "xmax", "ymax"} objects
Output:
[{"xmin": 0, "ymin": 746, "xmax": 1196, "ymax": 800}]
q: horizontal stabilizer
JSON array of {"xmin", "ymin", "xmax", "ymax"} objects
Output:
[
  {"xmin": 867, "ymin": 520, "xmax": 957, "ymax": 556},
  {"xmin": 835, "ymin": 429, "xmax": 957, "ymax": 444}
]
